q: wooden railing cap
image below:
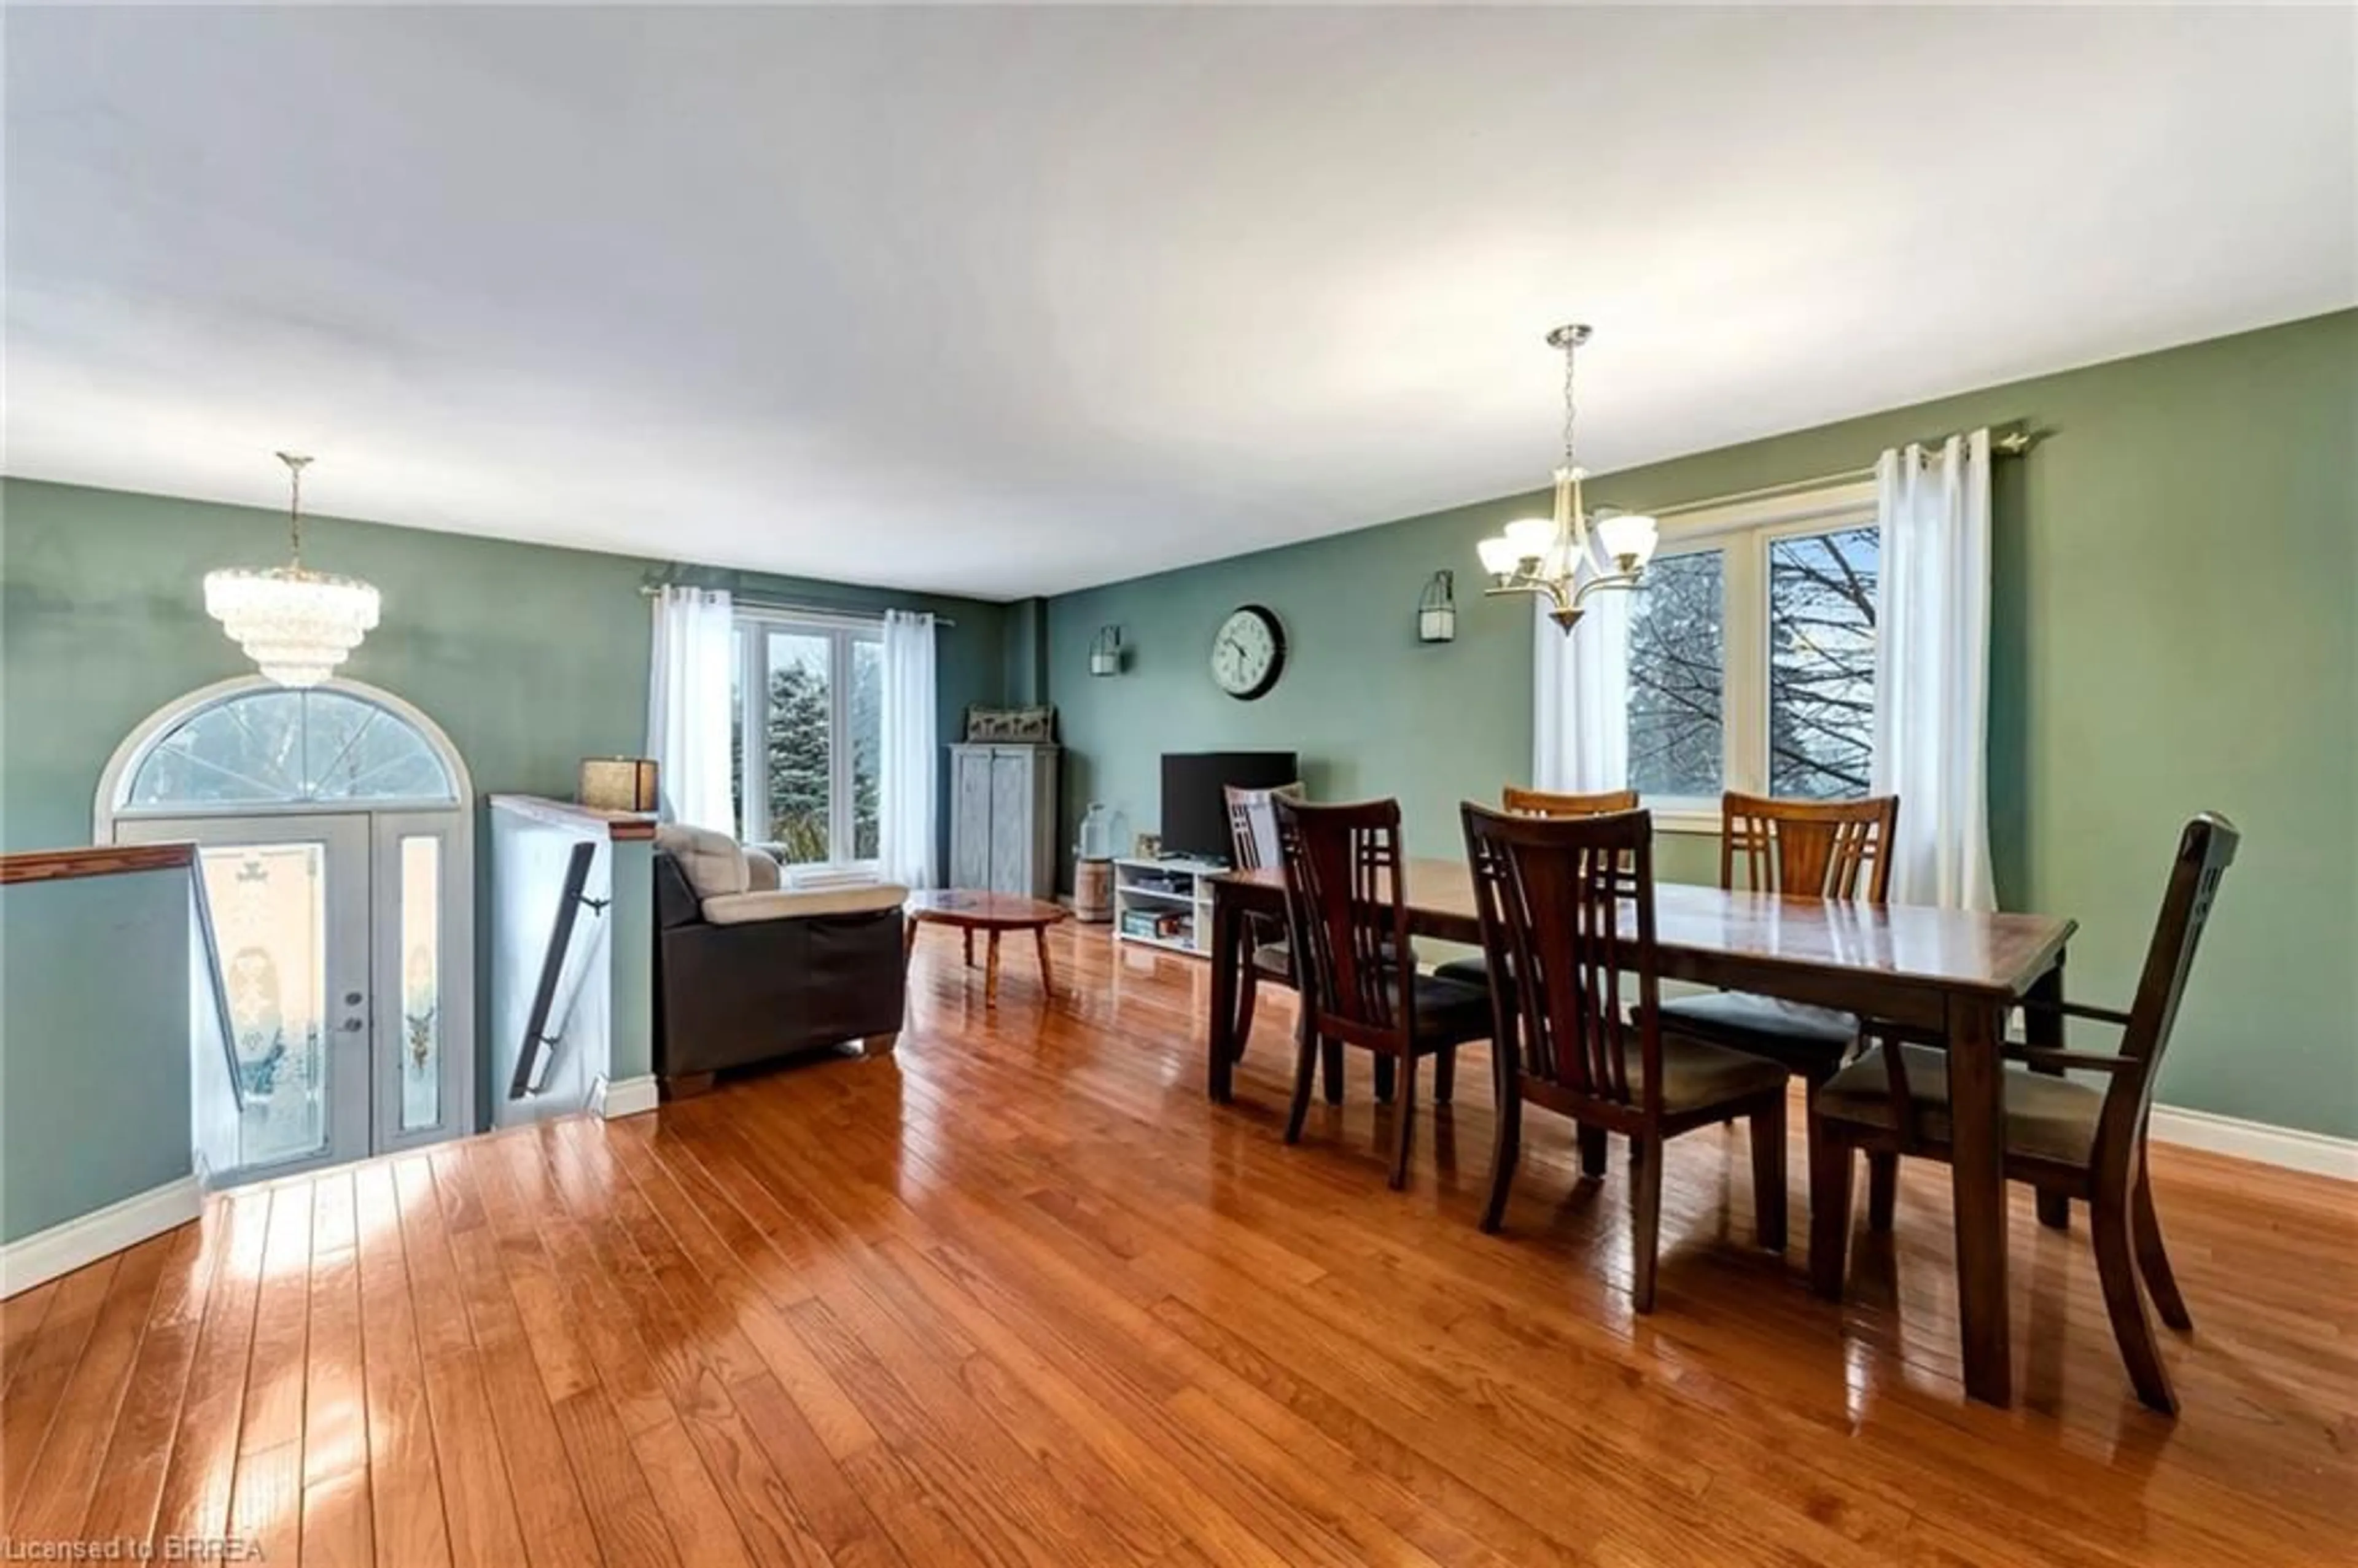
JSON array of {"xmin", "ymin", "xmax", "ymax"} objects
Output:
[
  {"xmin": 488, "ymin": 794, "xmax": 658, "ymax": 841},
  {"xmin": 0, "ymin": 842, "xmax": 198, "ymax": 886}
]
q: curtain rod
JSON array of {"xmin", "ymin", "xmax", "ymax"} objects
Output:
[
  {"xmin": 639, "ymin": 584, "xmax": 956, "ymax": 628},
  {"xmin": 1644, "ymin": 424, "xmax": 2034, "ymax": 520}
]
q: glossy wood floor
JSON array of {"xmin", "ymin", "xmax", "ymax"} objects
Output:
[{"xmin": 7, "ymin": 928, "xmax": 2355, "ymax": 1566}]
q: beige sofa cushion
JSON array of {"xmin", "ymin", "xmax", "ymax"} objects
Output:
[
  {"xmin": 653, "ymin": 822, "xmax": 749, "ymax": 899},
  {"xmin": 742, "ymin": 846, "xmax": 783, "ymax": 891},
  {"xmin": 701, "ymin": 884, "xmax": 911, "ymax": 925}
]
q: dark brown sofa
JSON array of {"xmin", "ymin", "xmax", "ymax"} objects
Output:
[{"xmin": 651, "ymin": 834, "xmax": 907, "ymax": 1096}]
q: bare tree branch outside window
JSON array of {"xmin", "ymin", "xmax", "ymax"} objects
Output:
[
  {"xmin": 1622, "ymin": 525, "xmax": 1880, "ymax": 802},
  {"xmin": 1626, "ymin": 549, "xmax": 1725, "ymax": 798},
  {"xmin": 1768, "ymin": 526, "xmax": 1878, "ymax": 798}
]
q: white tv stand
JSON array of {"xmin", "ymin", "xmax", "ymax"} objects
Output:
[{"xmin": 1110, "ymin": 856, "xmax": 1229, "ymax": 958}]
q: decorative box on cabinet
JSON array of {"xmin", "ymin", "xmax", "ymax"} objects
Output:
[{"xmin": 948, "ymin": 743, "xmax": 1060, "ymax": 898}]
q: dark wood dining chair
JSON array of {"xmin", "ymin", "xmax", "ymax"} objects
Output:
[
  {"xmin": 1808, "ymin": 813, "xmax": 2238, "ymax": 1413},
  {"xmin": 1435, "ymin": 785, "xmax": 1639, "ymax": 989},
  {"xmin": 1272, "ymin": 797, "xmax": 1493, "ymax": 1189},
  {"xmin": 1227, "ymin": 781, "xmax": 1347, "ymax": 1103},
  {"xmin": 1463, "ymin": 804, "xmax": 1791, "ymax": 1311},
  {"xmin": 1652, "ymin": 791, "xmax": 1902, "ymax": 1222},
  {"xmin": 1224, "ymin": 780, "xmax": 1306, "ymax": 1047}
]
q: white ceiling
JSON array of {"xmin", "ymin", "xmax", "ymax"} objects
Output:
[{"xmin": 6, "ymin": 7, "xmax": 2351, "ymax": 600}]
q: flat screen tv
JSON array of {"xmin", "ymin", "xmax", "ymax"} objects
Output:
[{"xmin": 1160, "ymin": 751, "xmax": 1299, "ymax": 864}]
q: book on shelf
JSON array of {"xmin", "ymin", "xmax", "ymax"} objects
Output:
[{"xmin": 1120, "ymin": 908, "xmax": 1192, "ymax": 941}]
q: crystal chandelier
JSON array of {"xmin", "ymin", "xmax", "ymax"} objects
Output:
[
  {"xmin": 1475, "ymin": 324, "xmax": 1659, "ymax": 632},
  {"xmin": 204, "ymin": 453, "xmax": 381, "ymax": 688}
]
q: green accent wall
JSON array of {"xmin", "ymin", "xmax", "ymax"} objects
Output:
[
  {"xmin": 1046, "ymin": 310, "xmax": 2358, "ymax": 1139},
  {"xmin": 0, "ymin": 481, "xmax": 1008, "ymax": 862},
  {"xmin": 1, "ymin": 869, "xmax": 195, "ymax": 1243}
]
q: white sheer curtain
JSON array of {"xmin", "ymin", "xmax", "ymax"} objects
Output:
[
  {"xmin": 1871, "ymin": 430, "xmax": 1996, "ymax": 910},
  {"xmin": 878, "ymin": 610, "xmax": 939, "ymax": 889},
  {"xmin": 1532, "ymin": 591, "xmax": 1630, "ymax": 793},
  {"xmin": 645, "ymin": 586, "xmax": 736, "ymax": 833}
]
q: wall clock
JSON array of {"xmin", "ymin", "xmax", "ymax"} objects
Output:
[{"xmin": 1210, "ymin": 604, "xmax": 1286, "ymax": 701}]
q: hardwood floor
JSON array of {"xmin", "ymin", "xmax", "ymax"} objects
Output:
[{"xmin": 6, "ymin": 926, "xmax": 2354, "ymax": 1566}]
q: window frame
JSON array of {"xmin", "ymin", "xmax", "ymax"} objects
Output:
[
  {"xmin": 731, "ymin": 607, "xmax": 885, "ymax": 872},
  {"xmin": 1633, "ymin": 480, "xmax": 1881, "ymax": 834}
]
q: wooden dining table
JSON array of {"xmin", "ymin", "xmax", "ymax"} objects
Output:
[{"xmin": 1205, "ymin": 858, "xmax": 2078, "ymax": 1409}]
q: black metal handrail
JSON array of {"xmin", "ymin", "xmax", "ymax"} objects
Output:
[{"xmin": 508, "ymin": 840, "xmax": 609, "ymax": 1100}]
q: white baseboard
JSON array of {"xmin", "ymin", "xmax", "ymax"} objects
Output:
[
  {"xmin": 1, "ymin": 1176, "xmax": 204, "ymax": 1297},
  {"xmin": 592, "ymin": 1073, "xmax": 661, "ymax": 1120},
  {"xmin": 2149, "ymin": 1104, "xmax": 2358, "ymax": 1182}
]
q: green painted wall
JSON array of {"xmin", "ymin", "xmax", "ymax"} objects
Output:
[
  {"xmin": 0, "ymin": 480, "xmax": 1009, "ymax": 863},
  {"xmin": 0, "ymin": 869, "xmax": 195, "ymax": 1243},
  {"xmin": 1046, "ymin": 310, "xmax": 2358, "ymax": 1138}
]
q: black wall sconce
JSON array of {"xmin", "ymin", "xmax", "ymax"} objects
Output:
[
  {"xmin": 1417, "ymin": 571, "xmax": 1457, "ymax": 644},
  {"xmin": 1089, "ymin": 624, "xmax": 1124, "ymax": 676}
]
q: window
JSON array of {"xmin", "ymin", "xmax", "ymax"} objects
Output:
[
  {"xmin": 730, "ymin": 614, "xmax": 884, "ymax": 867},
  {"xmin": 1625, "ymin": 484, "xmax": 1880, "ymax": 814},
  {"xmin": 120, "ymin": 686, "xmax": 457, "ymax": 811}
]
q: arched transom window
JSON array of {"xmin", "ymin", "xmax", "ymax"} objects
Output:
[{"xmin": 114, "ymin": 682, "xmax": 461, "ymax": 814}]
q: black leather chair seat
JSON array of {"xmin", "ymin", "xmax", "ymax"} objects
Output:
[
  {"xmin": 1656, "ymin": 991, "xmax": 1858, "ymax": 1079},
  {"xmin": 1433, "ymin": 953, "xmax": 1492, "ymax": 990}
]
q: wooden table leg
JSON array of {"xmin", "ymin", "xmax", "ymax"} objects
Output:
[
  {"xmin": 2025, "ymin": 959, "xmax": 2071, "ymax": 1231},
  {"xmin": 1207, "ymin": 883, "xmax": 1241, "ymax": 1103},
  {"xmin": 985, "ymin": 930, "xmax": 1002, "ymax": 1007},
  {"xmin": 963, "ymin": 928, "xmax": 975, "ymax": 968},
  {"xmin": 1034, "ymin": 925, "xmax": 1056, "ymax": 997},
  {"xmin": 1947, "ymin": 994, "xmax": 2012, "ymax": 1407}
]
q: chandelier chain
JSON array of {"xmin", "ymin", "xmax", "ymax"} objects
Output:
[
  {"xmin": 278, "ymin": 451, "xmax": 314, "ymax": 567},
  {"xmin": 1561, "ymin": 333, "xmax": 1578, "ymax": 473}
]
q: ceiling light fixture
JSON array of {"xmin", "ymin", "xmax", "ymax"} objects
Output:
[
  {"xmin": 1476, "ymin": 325, "xmax": 1658, "ymax": 632},
  {"xmin": 205, "ymin": 452, "xmax": 381, "ymax": 687}
]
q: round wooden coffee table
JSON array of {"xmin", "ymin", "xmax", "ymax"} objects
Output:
[{"xmin": 903, "ymin": 890, "xmax": 1070, "ymax": 1006}]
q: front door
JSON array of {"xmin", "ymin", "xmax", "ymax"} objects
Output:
[{"xmin": 119, "ymin": 810, "xmax": 465, "ymax": 1180}]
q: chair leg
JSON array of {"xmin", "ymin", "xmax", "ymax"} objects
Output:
[
  {"xmin": 2132, "ymin": 1160, "xmax": 2193, "ymax": 1332},
  {"xmin": 2093, "ymin": 1180, "xmax": 2177, "ymax": 1414},
  {"xmin": 1809, "ymin": 1133, "xmax": 1854, "ymax": 1300},
  {"xmin": 1433, "ymin": 1045, "xmax": 1457, "ymax": 1106},
  {"xmin": 2037, "ymin": 1191, "xmax": 2071, "ymax": 1230},
  {"xmin": 1235, "ymin": 965, "xmax": 1259, "ymax": 1052},
  {"xmin": 1283, "ymin": 1019, "xmax": 1319, "ymax": 1146},
  {"xmin": 1749, "ymin": 1107, "xmax": 1788, "ymax": 1254},
  {"xmin": 1372, "ymin": 1053, "xmax": 1396, "ymax": 1104},
  {"xmin": 1388, "ymin": 1053, "xmax": 1419, "ymax": 1191},
  {"xmin": 1866, "ymin": 1151, "xmax": 1899, "ymax": 1233},
  {"xmin": 1479, "ymin": 1078, "xmax": 1520, "ymax": 1234},
  {"xmin": 1577, "ymin": 1123, "xmax": 1608, "ymax": 1179},
  {"xmin": 1629, "ymin": 1136, "xmax": 1664, "ymax": 1314},
  {"xmin": 1321, "ymin": 1038, "xmax": 1344, "ymax": 1104}
]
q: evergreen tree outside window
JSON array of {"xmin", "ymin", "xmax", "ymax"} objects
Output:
[{"xmin": 729, "ymin": 615, "xmax": 885, "ymax": 867}]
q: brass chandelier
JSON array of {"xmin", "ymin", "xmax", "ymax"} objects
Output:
[{"xmin": 1475, "ymin": 324, "xmax": 1659, "ymax": 632}]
